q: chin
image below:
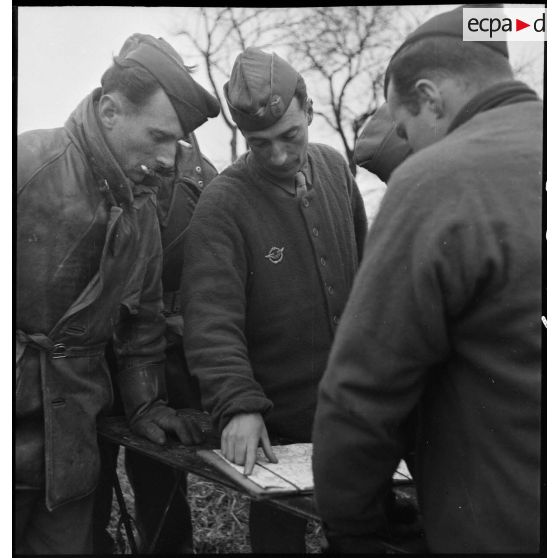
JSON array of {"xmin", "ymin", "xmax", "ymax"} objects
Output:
[{"xmin": 272, "ymin": 164, "xmax": 298, "ymax": 178}]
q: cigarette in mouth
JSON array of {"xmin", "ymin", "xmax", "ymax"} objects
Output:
[
  {"xmin": 178, "ymin": 139, "xmax": 191, "ymax": 149},
  {"xmin": 140, "ymin": 164, "xmax": 155, "ymax": 176}
]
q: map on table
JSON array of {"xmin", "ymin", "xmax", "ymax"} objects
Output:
[
  {"xmin": 214, "ymin": 443, "xmax": 314, "ymax": 491},
  {"xmin": 210, "ymin": 443, "xmax": 412, "ymax": 492}
]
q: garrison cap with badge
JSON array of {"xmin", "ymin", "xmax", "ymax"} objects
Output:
[
  {"xmin": 117, "ymin": 33, "xmax": 220, "ymax": 135},
  {"xmin": 354, "ymin": 103, "xmax": 412, "ymax": 183},
  {"xmin": 224, "ymin": 47, "xmax": 301, "ymax": 131}
]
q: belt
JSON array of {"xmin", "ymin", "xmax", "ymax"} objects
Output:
[{"xmin": 16, "ymin": 330, "xmax": 106, "ymax": 365}]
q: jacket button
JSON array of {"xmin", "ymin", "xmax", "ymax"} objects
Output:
[
  {"xmin": 312, "ymin": 227, "xmax": 319, "ymax": 237},
  {"xmin": 320, "ymin": 256, "xmax": 326, "ymax": 266},
  {"xmin": 333, "ymin": 315, "xmax": 339, "ymax": 325},
  {"xmin": 198, "ymin": 180, "xmax": 204, "ymax": 186},
  {"xmin": 327, "ymin": 285, "xmax": 334, "ymax": 295},
  {"xmin": 302, "ymin": 198, "xmax": 310, "ymax": 208},
  {"xmin": 195, "ymin": 166, "xmax": 202, "ymax": 173}
]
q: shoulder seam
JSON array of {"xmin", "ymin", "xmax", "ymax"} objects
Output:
[{"xmin": 17, "ymin": 140, "xmax": 74, "ymax": 197}]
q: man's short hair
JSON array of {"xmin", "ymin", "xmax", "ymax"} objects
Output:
[
  {"xmin": 385, "ymin": 36, "xmax": 513, "ymax": 115},
  {"xmin": 101, "ymin": 56, "xmax": 162, "ymax": 110},
  {"xmin": 293, "ymin": 74, "xmax": 308, "ymax": 109}
]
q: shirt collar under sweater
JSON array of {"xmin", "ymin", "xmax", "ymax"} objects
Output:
[{"xmin": 246, "ymin": 150, "xmax": 314, "ymax": 196}]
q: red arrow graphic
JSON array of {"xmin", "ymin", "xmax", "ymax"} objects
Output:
[{"xmin": 516, "ymin": 18, "xmax": 530, "ymax": 31}]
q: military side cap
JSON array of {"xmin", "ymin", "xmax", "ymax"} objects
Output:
[
  {"xmin": 354, "ymin": 104, "xmax": 412, "ymax": 183},
  {"xmin": 118, "ymin": 33, "xmax": 220, "ymax": 136},
  {"xmin": 224, "ymin": 47, "xmax": 300, "ymax": 131},
  {"xmin": 391, "ymin": 4, "xmax": 509, "ymax": 62}
]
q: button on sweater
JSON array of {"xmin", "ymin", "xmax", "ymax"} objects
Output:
[{"xmin": 181, "ymin": 143, "xmax": 367, "ymax": 440}]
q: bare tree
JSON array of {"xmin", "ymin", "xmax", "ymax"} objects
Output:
[
  {"xmin": 169, "ymin": 7, "xmax": 292, "ymax": 162},
  {"xmin": 168, "ymin": 6, "xmax": 449, "ymax": 170},
  {"xmin": 285, "ymin": 6, "xmax": 436, "ymax": 175},
  {"xmin": 510, "ymin": 45, "xmax": 544, "ymax": 98}
]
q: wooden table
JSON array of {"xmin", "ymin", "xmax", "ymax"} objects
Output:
[{"xmin": 98, "ymin": 409, "xmax": 422, "ymax": 554}]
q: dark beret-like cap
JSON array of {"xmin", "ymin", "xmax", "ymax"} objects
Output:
[
  {"xmin": 391, "ymin": 4, "xmax": 508, "ymax": 63},
  {"xmin": 354, "ymin": 104, "xmax": 412, "ymax": 183},
  {"xmin": 118, "ymin": 33, "xmax": 220, "ymax": 136},
  {"xmin": 224, "ymin": 47, "xmax": 300, "ymax": 132}
]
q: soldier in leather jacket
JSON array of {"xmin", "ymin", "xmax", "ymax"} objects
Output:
[
  {"xmin": 16, "ymin": 34, "xmax": 220, "ymax": 554},
  {"xmin": 93, "ymin": 133, "xmax": 218, "ymax": 554}
]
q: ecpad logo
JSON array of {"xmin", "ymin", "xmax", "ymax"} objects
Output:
[
  {"xmin": 467, "ymin": 14, "xmax": 545, "ymax": 37},
  {"xmin": 463, "ymin": 8, "xmax": 546, "ymax": 42}
]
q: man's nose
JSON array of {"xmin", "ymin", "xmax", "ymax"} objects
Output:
[
  {"xmin": 155, "ymin": 143, "xmax": 177, "ymax": 169},
  {"xmin": 269, "ymin": 143, "xmax": 288, "ymax": 167}
]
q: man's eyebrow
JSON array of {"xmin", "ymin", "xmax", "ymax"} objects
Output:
[
  {"xmin": 149, "ymin": 128, "xmax": 182, "ymax": 141},
  {"xmin": 246, "ymin": 125, "xmax": 300, "ymax": 143}
]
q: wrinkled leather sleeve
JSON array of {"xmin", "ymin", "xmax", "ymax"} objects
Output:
[{"xmin": 113, "ymin": 203, "xmax": 168, "ymax": 417}]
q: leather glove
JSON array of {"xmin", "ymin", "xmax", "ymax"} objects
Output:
[
  {"xmin": 129, "ymin": 401, "xmax": 204, "ymax": 445},
  {"xmin": 118, "ymin": 365, "xmax": 204, "ymax": 446}
]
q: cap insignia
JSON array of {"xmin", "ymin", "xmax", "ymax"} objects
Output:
[{"xmin": 269, "ymin": 94, "xmax": 285, "ymax": 117}]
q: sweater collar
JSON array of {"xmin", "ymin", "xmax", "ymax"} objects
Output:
[{"xmin": 448, "ymin": 80, "xmax": 539, "ymax": 134}]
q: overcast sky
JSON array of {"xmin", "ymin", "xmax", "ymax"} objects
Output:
[{"xmin": 17, "ymin": 6, "xmax": 544, "ymax": 168}]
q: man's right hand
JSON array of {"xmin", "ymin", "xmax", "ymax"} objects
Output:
[{"xmin": 221, "ymin": 413, "xmax": 278, "ymax": 475}]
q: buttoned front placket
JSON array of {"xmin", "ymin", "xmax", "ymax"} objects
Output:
[{"xmin": 295, "ymin": 171, "xmax": 344, "ymax": 333}]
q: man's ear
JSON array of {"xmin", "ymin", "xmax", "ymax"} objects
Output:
[
  {"xmin": 98, "ymin": 93, "xmax": 123, "ymax": 130},
  {"xmin": 414, "ymin": 79, "xmax": 444, "ymax": 118},
  {"xmin": 305, "ymin": 98, "xmax": 314, "ymax": 126}
]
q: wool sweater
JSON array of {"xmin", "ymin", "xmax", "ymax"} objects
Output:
[
  {"xmin": 181, "ymin": 143, "xmax": 367, "ymax": 440},
  {"xmin": 313, "ymin": 89, "xmax": 542, "ymax": 552}
]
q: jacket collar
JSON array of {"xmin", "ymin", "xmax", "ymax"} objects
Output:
[
  {"xmin": 64, "ymin": 88, "xmax": 157, "ymax": 207},
  {"xmin": 448, "ymin": 80, "xmax": 539, "ymax": 135}
]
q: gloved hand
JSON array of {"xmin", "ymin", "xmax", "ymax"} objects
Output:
[
  {"xmin": 118, "ymin": 365, "xmax": 204, "ymax": 446},
  {"xmin": 129, "ymin": 402, "xmax": 204, "ymax": 446}
]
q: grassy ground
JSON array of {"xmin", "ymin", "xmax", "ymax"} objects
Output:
[{"xmin": 108, "ymin": 449, "xmax": 324, "ymax": 553}]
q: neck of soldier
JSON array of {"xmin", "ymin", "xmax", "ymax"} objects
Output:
[{"xmin": 250, "ymin": 152, "xmax": 307, "ymax": 194}]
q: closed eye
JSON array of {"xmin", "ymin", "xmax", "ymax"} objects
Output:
[
  {"xmin": 249, "ymin": 138, "xmax": 270, "ymax": 149},
  {"xmin": 150, "ymin": 130, "xmax": 180, "ymax": 143},
  {"xmin": 282, "ymin": 128, "xmax": 299, "ymax": 140}
]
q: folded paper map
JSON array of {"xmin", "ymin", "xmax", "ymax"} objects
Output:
[
  {"xmin": 198, "ymin": 443, "xmax": 412, "ymax": 497},
  {"xmin": 214, "ymin": 443, "xmax": 314, "ymax": 491}
]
